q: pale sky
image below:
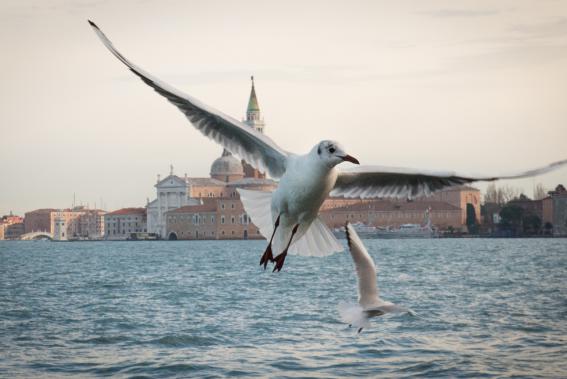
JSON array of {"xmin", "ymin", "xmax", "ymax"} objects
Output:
[{"xmin": 1, "ymin": 0, "xmax": 567, "ymax": 216}]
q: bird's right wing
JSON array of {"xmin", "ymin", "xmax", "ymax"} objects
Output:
[
  {"xmin": 345, "ymin": 223, "xmax": 379, "ymax": 307},
  {"xmin": 332, "ymin": 159, "xmax": 567, "ymax": 199},
  {"xmin": 89, "ymin": 20, "xmax": 289, "ymax": 178}
]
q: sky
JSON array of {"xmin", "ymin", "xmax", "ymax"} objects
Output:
[{"xmin": 1, "ymin": 0, "xmax": 567, "ymax": 215}]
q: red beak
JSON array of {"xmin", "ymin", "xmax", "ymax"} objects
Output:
[{"xmin": 342, "ymin": 154, "xmax": 360, "ymax": 164}]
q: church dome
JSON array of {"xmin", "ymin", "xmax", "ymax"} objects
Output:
[{"xmin": 210, "ymin": 150, "xmax": 244, "ymax": 181}]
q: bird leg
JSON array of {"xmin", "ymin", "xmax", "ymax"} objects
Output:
[
  {"xmin": 259, "ymin": 214, "xmax": 281, "ymax": 269},
  {"xmin": 273, "ymin": 224, "xmax": 299, "ymax": 273}
]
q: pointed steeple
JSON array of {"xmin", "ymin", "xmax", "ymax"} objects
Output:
[
  {"xmin": 247, "ymin": 76, "xmax": 260, "ymax": 112},
  {"xmin": 244, "ymin": 76, "xmax": 265, "ymax": 133},
  {"xmin": 242, "ymin": 76, "xmax": 266, "ymax": 179}
]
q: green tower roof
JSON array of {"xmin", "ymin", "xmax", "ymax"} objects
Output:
[{"xmin": 247, "ymin": 76, "xmax": 260, "ymax": 112}]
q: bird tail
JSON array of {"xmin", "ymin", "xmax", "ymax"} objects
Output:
[
  {"xmin": 237, "ymin": 188, "xmax": 343, "ymax": 257},
  {"xmin": 237, "ymin": 188, "xmax": 275, "ymax": 240},
  {"xmin": 338, "ymin": 302, "xmax": 370, "ymax": 329},
  {"xmin": 288, "ymin": 217, "xmax": 343, "ymax": 257}
]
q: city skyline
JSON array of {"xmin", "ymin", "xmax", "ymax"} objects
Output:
[{"xmin": 2, "ymin": 0, "xmax": 567, "ymax": 216}]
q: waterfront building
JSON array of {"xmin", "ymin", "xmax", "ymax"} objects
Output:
[
  {"xmin": 24, "ymin": 208, "xmax": 57, "ymax": 233},
  {"xmin": 320, "ymin": 186, "xmax": 480, "ymax": 232},
  {"xmin": 24, "ymin": 207, "xmax": 106, "ymax": 240},
  {"xmin": 415, "ymin": 186, "xmax": 481, "ymax": 225},
  {"xmin": 542, "ymin": 184, "xmax": 567, "ymax": 236},
  {"xmin": 165, "ymin": 178, "xmax": 276, "ymax": 240},
  {"xmin": 0, "ymin": 214, "xmax": 24, "ymax": 240},
  {"xmin": 77, "ymin": 209, "xmax": 106, "ymax": 239},
  {"xmin": 146, "ymin": 166, "xmax": 200, "ymax": 238},
  {"xmin": 320, "ymin": 200, "xmax": 462, "ymax": 231},
  {"xmin": 104, "ymin": 208, "xmax": 147, "ymax": 240}
]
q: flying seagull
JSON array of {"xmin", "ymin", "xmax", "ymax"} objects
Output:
[
  {"xmin": 89, "ymin": 20, "xmax": 567, "ymax": 271},
  {"xmin": 339, "ymin": 223, "xmax": 412, "ymax": 333}
]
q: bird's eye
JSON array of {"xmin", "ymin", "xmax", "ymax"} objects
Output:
[{"xmin": 329, "ymin": 147, "xmax": 336, "ymax": 154}]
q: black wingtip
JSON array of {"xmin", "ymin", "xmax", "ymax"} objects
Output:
[{"xmin": 88, "ymin": 20, "xmax": 98, "ymax": 28}]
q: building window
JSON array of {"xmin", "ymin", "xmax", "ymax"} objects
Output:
[
  {"xmin": 221, "ymin": 216, "xmax": 225, "ymax": 224},
  {"xmin": 231, "ymin": 216, "xmax": 235, "ymax": 224},
  {"xmin": 231, "ymin": 203, "xmax": 235, "ymax": 209},
  {"xmin": 221, "ymin": 203, "xmax": 225, "ymax": 210}
]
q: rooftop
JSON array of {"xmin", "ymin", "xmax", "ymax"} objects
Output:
[
  {"xmin": 106, "ymin": 208, "xmax": 147, "ymax": 216},
  {"xmin": 167, "ymin": 200, "xmax": 218, "ymax": 214},
  {"xmin": 187, "ymin": 177, "xmax": 227, "ymax": 187},
  {"xmin": 322, "ymin": 200, "xmax": 461, "ymax": 213}
]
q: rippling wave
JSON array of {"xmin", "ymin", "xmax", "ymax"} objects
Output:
[{"xmin": 1, "ymin": 239, "xmax": 566, "ymax": 378}]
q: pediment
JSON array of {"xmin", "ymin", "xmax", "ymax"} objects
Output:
[{"xmin": 155, "ymin": 175, "xmax": 188, "ymax": 189}]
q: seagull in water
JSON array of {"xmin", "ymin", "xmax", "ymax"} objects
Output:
[
  {"xmin": 339, "ymin": 223, "xmax": 412, "ymax": 333},
  {"xmin": 89, "ymin": 21, "xmax": 567, "ymax": 272}
]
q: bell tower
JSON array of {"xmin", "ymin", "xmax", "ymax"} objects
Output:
[{"xmin": 242, "ymin": 76, "xmax": 266, "ymax": 178}]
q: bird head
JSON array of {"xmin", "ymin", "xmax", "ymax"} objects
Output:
[{"xmin": 315, "ymin": 140, "xmax": 360, "ymax": 167}]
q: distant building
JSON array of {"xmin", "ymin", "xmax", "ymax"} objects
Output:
[
  {"xmin": 104, "ymin": 208, "xmax": 147, "ymax": 240},
  {"xmin": 24, "ymin": 207, "xmax": 106, "ymax": 240},
  {"xmin": 0, "ymin": 214, "xmax": 24, "ymax": 240},
  {"xmin": 320, "ymin": 186, "xmax": 480, "ymax": 232},
  {"xmin": 321, "ymin": 200, "xmax": 462, "ymax": 231},
  {"xmin": 24, "ymin": 208, "xmax": 57, "ymax": 234},
  {"xmin": 165, "ymin": 178, "xmax": 276, "ymax": 240},
  {"xmin": 415, "ymin": 186, "xmax": 481, "ymax": 225},
  {"xmin": 146, "ymin": 168, "xmax": 200, "ymax": 238},
  {"xmin": 542, "ymin": 185, "xmax": 567, "ymax": 236}
]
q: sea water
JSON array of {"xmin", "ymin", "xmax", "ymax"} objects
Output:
[{"xmin": 1, "ymin": 239, "xmax": 566, "ymax": 378}]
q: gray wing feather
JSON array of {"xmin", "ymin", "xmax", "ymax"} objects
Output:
[
  {"xmin": 332, "ymin": 160, "xmax": 567, "ymax": 199},
  {"xmin": 89, "ymin": 21, "xmax": 288, "ymax": 178}
]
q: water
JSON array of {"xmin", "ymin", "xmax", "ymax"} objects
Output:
[{"xmin": 1, "ymin": 239, "xmax": 566, "ymax": 378}]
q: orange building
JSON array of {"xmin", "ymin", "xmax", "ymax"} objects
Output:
[{"xmin": 321, "ymin": 200, "xmax": 462, "ymax": 231}]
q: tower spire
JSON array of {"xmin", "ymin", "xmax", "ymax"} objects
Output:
[
  {"xmin": 247, "ymin": 75, "xmax": 260, "ymax": 113},
  {"xmin": 242, "ymin": 76, "xmax": 266, "ymax": 179}
]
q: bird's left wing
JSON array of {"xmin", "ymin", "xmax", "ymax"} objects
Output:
[
  {"xmin": 332, "ymin": 160, "xmax": 567, "ymax": 199},
  {"xmin": 345, "ymin": 223, "xmax": 379, "ymax": 307},
  {"xmin": 88, "ymin": 21, "xmax": 289, "ymax": 178}
]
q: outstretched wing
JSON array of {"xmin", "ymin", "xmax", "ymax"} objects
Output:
[
  {"xmin": 345, "ymin": 223, "xmax": 380, "ymax": 308},
  {"xmin": 332, "ymin": 160, "xmax": 567, "ymax": 199},
  {"xmin": 89, "ymin": 20, "xmax": 289, "ymax": 178}
]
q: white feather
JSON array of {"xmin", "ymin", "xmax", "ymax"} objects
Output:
[{"xmin": 288, "ymin": 217, "xmax": 343, "ymax": 257}]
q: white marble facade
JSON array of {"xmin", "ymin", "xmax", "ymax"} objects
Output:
[{"xmin": 147, "ymin": 167, "xmax": 199, "ymax": 238}]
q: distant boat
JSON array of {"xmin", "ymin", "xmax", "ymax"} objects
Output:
[{"xmin": 334, "ymin": 208, "xmax": 437, "ymax": 239}]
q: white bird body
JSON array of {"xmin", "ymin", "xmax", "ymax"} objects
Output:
[
  {"xmin": 89, "ymin": 20, "xmax": 567, "ymax": 270},
  {"xmin": 269, "ymin": 149, "xmax": 339, "ymax": 254}
]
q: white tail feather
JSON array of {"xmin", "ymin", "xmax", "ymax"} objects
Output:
[
  {"xmin": 237, "ymin": 188, "xmax": 343, "ymax": 257},
  {"xmin": 289, "ymin": 217, "xmax": 344, "ymax": 257},
  {"xmin": 237, "ymin": 189, "xmax": 274, "ymax": 239}
]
